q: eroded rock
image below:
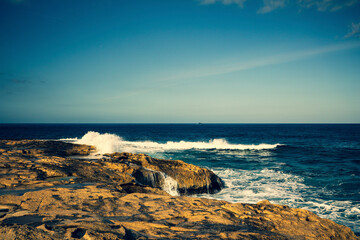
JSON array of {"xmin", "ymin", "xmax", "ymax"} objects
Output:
[
  {"xmin": 0, "ymin": 185, "xmax": 358, "ymax": 239},
  {"xmin": 0, "ymin": 140, "xmax": 358, "ymax": 239},
  {"xmin": 106, "ymin": 152, "xmax": 225, "ymax": 194},
  {"xmin": 0, "ymin": 140, "xmax": 224, "ymax": 195}
]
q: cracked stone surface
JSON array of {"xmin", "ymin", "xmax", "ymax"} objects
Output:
[{"xmin": 0, "ymin": 140, "xmax": 358, "ymax": 239}]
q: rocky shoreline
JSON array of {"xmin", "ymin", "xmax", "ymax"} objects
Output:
[{"xmin": 0, "ymin": 140, "xmax": 358, "ymax": 239}]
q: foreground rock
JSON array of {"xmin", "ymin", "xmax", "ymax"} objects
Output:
[
  {"xmin": 0, "ymin": 140, "xmax": 358, "ymax": 239},
  {"xmin": 0, "ymin": 185, "xmax": 358, "ymax": 239},
  {"xmin": 0, "ymin": 140, "xmax": 223, "ymax": 195}
]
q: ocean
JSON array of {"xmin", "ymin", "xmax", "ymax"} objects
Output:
[{"xmin": 0, "ymin": 123, "xmax": 359, "ymax": 235}]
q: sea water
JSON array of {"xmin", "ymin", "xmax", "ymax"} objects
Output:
[{"xmin": 0, "ymin": 123, "xmax": 359, "ymax": 235}]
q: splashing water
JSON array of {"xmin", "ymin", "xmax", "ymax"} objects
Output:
[
  {"xmin": 72, "ymin": 131, "xmax": 281, "ymax": 154},
  {"xmin": 195, "ymin": 167, "xmax": 360, "ymax": 234},
  {"xmin": 159, "ymin": 172, "xmax": 179, "ymax": 196}
]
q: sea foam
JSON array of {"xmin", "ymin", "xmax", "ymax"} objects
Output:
[
  {"xmin": 195, "ymin": 167, "xmax": 360, "ymax": 234},
  {"xmin": 73, "ymin": 131, "xmax": 282, "ymax": 154}
]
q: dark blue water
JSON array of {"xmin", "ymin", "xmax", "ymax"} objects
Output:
[{"xmin": 1, "ymin": 123, "xmax": 359, "ymax": 234}]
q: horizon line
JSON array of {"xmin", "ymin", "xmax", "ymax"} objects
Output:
[{"xmin": 1, "ymin": 122, "xmax": 359, "ymax": 124}]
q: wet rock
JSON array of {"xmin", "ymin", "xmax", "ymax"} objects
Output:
[
  {"xmin": 106, "ymin": 152, "xmax": 225, "ymax": 194},
  {"xmin": 0, "ymin": 140, "xmax": 223, "ymax": 195},
  {"xmin": 0, "ymin": 140, "xmax": 358, "ymax": 239},
  {"xmin": 132, "ymin": 168, "xmax": 165, "ymax": 188}
]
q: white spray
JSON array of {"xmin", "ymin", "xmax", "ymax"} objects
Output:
[
  {"xmin": 72, "ymin": 131, "xmax": 282, "ymax": 154},
  {"xmin": 159, "ymin": 172, "xmax": 179, "ymax": 196}
]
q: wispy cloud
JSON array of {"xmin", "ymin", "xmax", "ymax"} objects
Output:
[
  {"xmin": 0, "ymin": 77, "xmax": 30, "ymax": 95},
  {"xmin": 345, "ymin": 22, "xmax": 360, "ymax": 38},
  {"xmin": 198, "ymin": 0, "xmax": 359, "ymax": 13},
  {"xmin": 198, "ymin": 0, "xmax": 247, "ymax": 7},
  {"xmin": 105, "ymin": 42, "xmax": 360, "ymax": 101},
  {"xmin": 158, "ymin": 42, "xmax": 360, "ymax": 82},
  {"xmin": 257, "ymin": 0, "xmax": 287, "ymax": 14},
  {"xmin": 297, "ymin": 0, "xmax": 359, "ymax": 12},
  {"xmin": 11, "ymin": 79, "xmax": 31, "ymax": 84}
]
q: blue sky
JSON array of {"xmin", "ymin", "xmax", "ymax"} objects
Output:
[{"xmin": 0, "ymin": 0, "xmax": 359, "ymax": 123}]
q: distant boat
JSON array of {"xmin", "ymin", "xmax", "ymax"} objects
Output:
[{"xmin": 198, "ymin": 122, "xmax": 203, "ymax": 125}]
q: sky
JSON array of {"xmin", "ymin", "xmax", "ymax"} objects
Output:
[{"xmin": 0, "ymin": 0, "xmax": 359, "ymax": 123}]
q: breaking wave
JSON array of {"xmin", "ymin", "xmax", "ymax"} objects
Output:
[
  {"xmin": 70, "ymin": 131, "xmax": 282, "ymax": 154},
  {"xmin": 195, "ymin": 168, "xmax": 360, "ymax": 234}
]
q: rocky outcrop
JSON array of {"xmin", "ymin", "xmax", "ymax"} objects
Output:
[
  {"xmin": 105, "ymin": 152, "xmax": 224, "ymax": 194},
  {"xmin": 0, "ymin": 186, "xmax": 358, "ymax": 240},
  {"xmin": 0, "ymin": 139, "xmax": 94, "ymax": 157},
  {"xmin": 0, "ymin": 140, "xmax": 358, "ymax": 239},
  {"xmin": 0, "ymin": 140, "xmax": 223, "ymax": 195}
]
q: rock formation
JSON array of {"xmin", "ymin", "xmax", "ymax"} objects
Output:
[
  {"xmin": 0, "ymin": 140, "xmax": 224, "ymax": 195},
  {"xmin": 105, "ymin": 152, "xmax": 224, "ymax": 194},
  {"xmin": 0, "ymin": 140, "xmax": 358, "ymax": 239}
]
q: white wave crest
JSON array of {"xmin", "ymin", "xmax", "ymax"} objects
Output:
[
  {"xmin": 59, "ymin": 137, "xmax": 79, "ymax": 142},
  {"xmin": 72, "ymin": 131, "xmax": 282, "ymax": 154},
  {"xmin": 75, "ymin": 131, "xmax": 124, "ymax": 154}
]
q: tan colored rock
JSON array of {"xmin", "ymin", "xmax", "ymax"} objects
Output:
[
  {"xmin": 1, "ymin": 140, "xmax": 223, "ymax": 195},
  {"xmin": 107, "ymin": 152, "xmax": 224, "ymax": 194},
  {"xmin": 0, "ymin": 225, "xmax": 57, "ymax": 240},
  {"xmin": 0, "ymin": 139, "xmax": 95, "ymax": 157},
  {"xmin": 0, "ymin": 140, "xmax": 358, "ymax": 239},
  {"xmin": 0, "ymin": 185, "xmax": 358, "ymax": 239}
]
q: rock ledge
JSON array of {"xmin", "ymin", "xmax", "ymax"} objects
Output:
[{"xmin": 0, "ymin": 140, "xmax": 358, "ymax": 240}]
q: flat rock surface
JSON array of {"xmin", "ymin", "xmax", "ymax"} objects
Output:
[{"xmin": 0, "ymin": 140, "xmax": 358, "ymax": 239}]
